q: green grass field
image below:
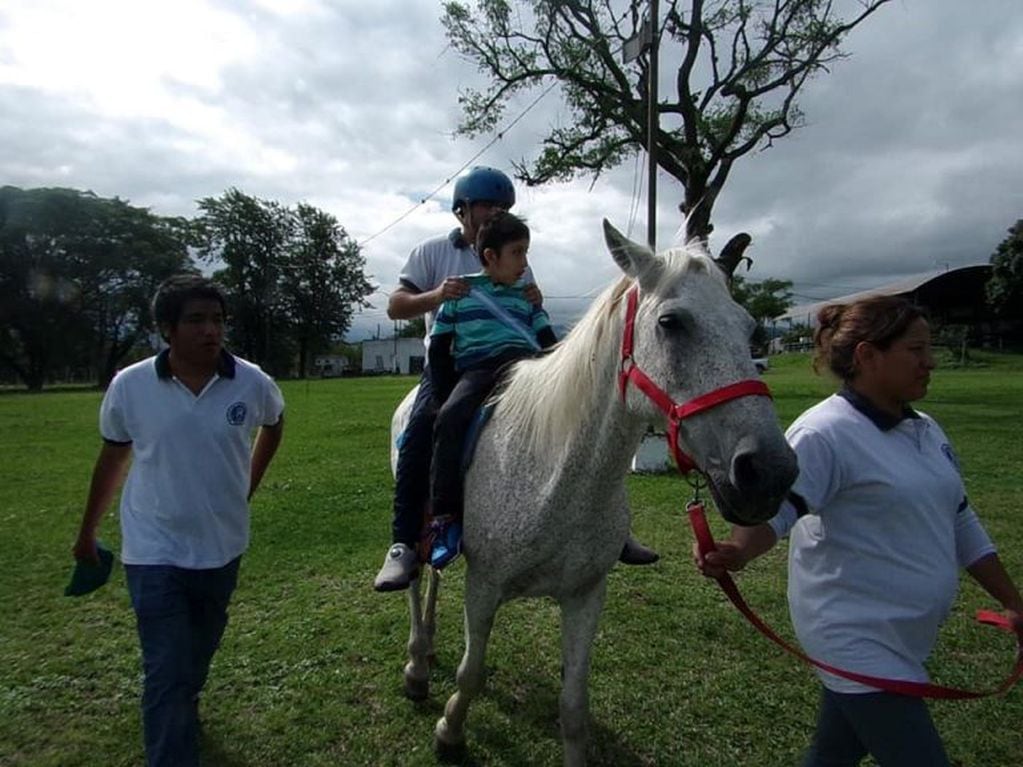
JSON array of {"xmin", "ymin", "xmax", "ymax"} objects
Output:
[{"xmin": 1, "ymin": 353, "xmax": 1021, "ymax": 766}]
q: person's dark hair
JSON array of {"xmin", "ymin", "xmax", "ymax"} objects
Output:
[
  {"xmin": 151, "ymin": 274, "xmax": 227, "ymax": 341},
  {"xmin": 813, "ymin": 295, "xmax": 927, "ymax": 380},
  {"xmin": 475, "ymin": 211, "xmax": 530, "ymax": 266}
]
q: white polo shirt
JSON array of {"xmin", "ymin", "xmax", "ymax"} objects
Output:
[
  {"xmin": 100, "ymin": 350, "xmax": 285, "ymax": 569},
  {"xmin": 399, "ymin": 228, "xmax": 535, "ymax": 348},
  {"xmin": 768, "ymin": 391, "xmax": 995, "ymax": 693}
]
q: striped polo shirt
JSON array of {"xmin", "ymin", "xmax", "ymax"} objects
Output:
[{"xmin": 431, "ymin": 273, "xmax": 552, "ymax": 370}]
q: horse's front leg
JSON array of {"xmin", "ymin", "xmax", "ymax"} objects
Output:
[
  {"xmin": 404, "ymin": 567, "xmax": 441, "ymax": 700},
  {"xmin": 559, "ymin": 578, "xmax": 608, "ymax": 767},
  {"xmin": 435, "ymin": 574, "xmax": 500, "ymax": 761}
]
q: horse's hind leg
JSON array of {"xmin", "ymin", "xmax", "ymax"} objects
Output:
[
  {"xmin": 559, "ymin": 578, "xmax": 608, "ymax": 767},
  {"xmin": 404, "ymin": 568, "xmax": 441, "ymax": 700},
  {"xmin": 435, "ymin": 576, "xmax": 499, "ymax": 761}
]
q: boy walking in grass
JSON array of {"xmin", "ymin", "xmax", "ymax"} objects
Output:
[
  {"xmin": 71, "ymin": 275, "xmax": 284, "ymax": 767},
  {"xmin": 427, "ymin": 212, "xmax": 557, "ymax": 566}
]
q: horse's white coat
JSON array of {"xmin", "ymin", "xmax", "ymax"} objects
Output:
[{"xmin": 394, "ymin": 223, "xmax": 798, "ymax": 765}]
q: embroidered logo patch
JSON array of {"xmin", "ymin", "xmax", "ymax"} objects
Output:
[
  {"xmin": 941, "ymin": 442, "xmax": 960, "ymax": 471},
  {"xmin": 226, "ymin": 401, "xmax": 247, "ymax": 425}
]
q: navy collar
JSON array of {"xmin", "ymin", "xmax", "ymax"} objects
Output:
[
  {"xmin": 838, "ymin": 386, "xmax": 919, "ymax": 432},
  {"xmin": 448, "ymin": 228, "xmax": 471, "ymax": 250},
  {"xmin": 155, "ymin": 348, "xmax": 236, "ymax": 380}
]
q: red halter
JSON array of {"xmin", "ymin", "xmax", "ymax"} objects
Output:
[{"xmin": 618, "ymin": 285, "xmax": 772, "ymax": 473}]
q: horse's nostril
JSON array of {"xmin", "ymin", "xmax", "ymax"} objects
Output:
[
  {"xmin": 730, "ymin": 441, "xmax": 799, "ymax": 501},
  {"xmin": 731, "ymin": 449, "xmax": 760, "ymax": 493}
]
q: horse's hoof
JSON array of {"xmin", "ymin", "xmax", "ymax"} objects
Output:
[
  {"xmin": 404, "ymin": 676, "xmax": 430, "ymax": 701},
  {"xmin": 434, "ymin": 735, "xmax": 466, "ymax": 764}
]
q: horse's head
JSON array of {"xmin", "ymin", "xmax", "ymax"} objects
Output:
[{"xmin": 604, "ymin": 220, "xmax": 798, "ymax": 525}]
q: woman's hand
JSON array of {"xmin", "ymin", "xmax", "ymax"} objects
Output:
[
  {"xmin": 692, "ymin": 523, "xmax": 778, "ymax": 579},
  {"xmin": 1008, "ymin": 608, "xmax": 1023, "ymax": 646},
  {"xmin": 692, "ymin": 540, "xmax": 750, "ymax": 579}
]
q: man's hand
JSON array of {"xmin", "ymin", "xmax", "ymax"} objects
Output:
[
  {"xmin": 523, "ymin": 282, "xmax": 543, "ymax": 306},
  {"xmin": 434, "ymin": 277, "xmax": 470, "ymax": 304},
  {"xmin": 389, "ymin": 281, "xmax": 468, "ymax": 320},
  {"xmin": 72, "ymin": 531, "xmax": 100, "ymax": 565}
]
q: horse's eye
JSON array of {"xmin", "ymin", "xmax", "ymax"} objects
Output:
[{"xmin": 658, "ymin": 313, "xmax": 685, "ymax": 331}]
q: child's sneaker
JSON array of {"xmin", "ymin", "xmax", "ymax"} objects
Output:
[{"xmin": 429, "ymin": 517, "xmax": 463, "ymax": 570}]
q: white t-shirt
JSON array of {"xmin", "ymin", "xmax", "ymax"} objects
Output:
[
  {"xmin": 398, "ymin": 228, "xmax": 535, "ymax": 347},
  {"xmin": 100, "ymin": 350, "xmax": 285, "ymax": 569},
  {"xmin": 768, "ymin": 392, "xmax": 995, "ymax": 693}
]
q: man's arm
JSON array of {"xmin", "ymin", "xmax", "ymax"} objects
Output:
[
  {"xmin": 387, "ymin": 279, "xmax": 471, "ymax": 320},
  {"xmin": 249, "ymin": 416, "xmax": 285, "ymax": 501},
  {"xmin": 73, "ymin": 442, "xmax": 132, "ymax": 564}
]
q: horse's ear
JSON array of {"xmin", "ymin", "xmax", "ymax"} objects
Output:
[
  {"xmin": 715, "ymin": 232, "xmax": 753, "ymax": 280},
  {"xmin": 602, "ymin": 219, "xmax": 660, "ymax": 289}
]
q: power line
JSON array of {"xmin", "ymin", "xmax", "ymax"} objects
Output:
[
  {"xmin": 358, "ymin": 79, "xmax": 560, "ymax": 247},
  {"xmin": 358, "ymin": 8, "xmax": 635, "ymax": 248},
  {"xmin": 626, "ymin": 148, "xmax": 644, "ymax": 238}
]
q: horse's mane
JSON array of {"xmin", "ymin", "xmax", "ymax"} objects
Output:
[{"xmin": 494, "ymin": 245, "xmax": 721, "ymax": 459}]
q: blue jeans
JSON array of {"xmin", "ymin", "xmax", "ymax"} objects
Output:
[
  {"xmin": 802, "ymin": 687, "xmax": 950, "ymax": 767},
  {"xmin": 125, "ymin": 558, "xmax": 241, "ymax": 767},
  {"xmin": 392, "ymin": 370, "xmax": 438, "ymax": 546}
]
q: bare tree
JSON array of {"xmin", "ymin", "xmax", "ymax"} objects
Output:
[{"xmin": 443, "ymin": 0, "xmax": 891, "ymax": 239}]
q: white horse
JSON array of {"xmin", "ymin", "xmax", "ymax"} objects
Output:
[{"xmin": 390, "ymin": 221, "xmax": 799, "ymax": 766}]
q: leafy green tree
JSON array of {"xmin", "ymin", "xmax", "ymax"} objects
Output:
[
  {"xmin": 443, "ymin": 0, "xmax": 890, "ymax": 239},
  {"xmin": 195, "ymin": 189, "xmax": 376, "ymax": 377},
  {"xmin": 282, "ymin": 204, "xmax": 375, "ymax": 377},
  {"xmin": 986, "ymin": 219, "xmax": 1023, "ymax": 316},
  {"xmin": 729, "ymin": 273, "xmax": 793, "ymax": 351},
  {"xmin": 194, "ymin": 189, "xmax": 293, "ymax": 372},
  {"xmin": 81, "ymin": 203, "xmax": 193, "ymax": 386},
  {"xmin": 0, "ymin": 187, "xmax": 191, "ymax": 390}
]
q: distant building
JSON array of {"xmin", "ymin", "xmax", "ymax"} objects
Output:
[
  {"xmin": 312, "ymin": 355, "xmax": 349, "ymax": 378},
  {"xmin": 361, "ymin": 337, "xmax": 425, "ymax": 375}
]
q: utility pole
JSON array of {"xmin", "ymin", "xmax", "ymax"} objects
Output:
[
  {"xmin": 646, "ymin": 0, "xmax": 659, "ymax": 251},
  {"xmin": 623, "ymin": 1, "xmax": 659, "ymax": 250}
]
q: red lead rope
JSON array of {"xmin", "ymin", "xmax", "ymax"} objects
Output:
[{"xmin": 688, "ymin": 499, "xmax": 1023, "ymax": 699}]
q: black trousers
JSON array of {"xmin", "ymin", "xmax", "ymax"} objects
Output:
[
  {"xmin": 430, "ymin": 360, "xmax": 509, "ymax": 521},
  {"xmin": 801, "ymin": 687, "xmax": 949, "ymax": 767},
  {"xmin": 391, "ymin": 370, "xmax": 438, "ymax": 546}
]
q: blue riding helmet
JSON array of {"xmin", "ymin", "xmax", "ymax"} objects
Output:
[{"xmin": 451, "ymin": 166, "xmax": 515, "ymax": 212}]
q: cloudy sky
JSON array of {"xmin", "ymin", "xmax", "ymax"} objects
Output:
[{"xmin": 2, "ymin": 0, "xmax": 1022, "ymax": 338}]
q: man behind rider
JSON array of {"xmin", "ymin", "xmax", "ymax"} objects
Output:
[{"xmin": 374, "ymin": 166, "xmax": 658, "ymax": 592}]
